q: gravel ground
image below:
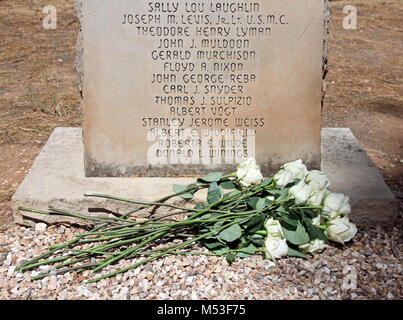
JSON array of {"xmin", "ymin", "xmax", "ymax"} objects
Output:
[{"xmin": 0, "ymin": 221, "xmax": 401, "ymax": 300}]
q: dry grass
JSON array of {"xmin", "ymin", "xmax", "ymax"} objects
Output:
[{"xmin": 0, "ymin": 0, "xmax": 82, "ymax": 146}]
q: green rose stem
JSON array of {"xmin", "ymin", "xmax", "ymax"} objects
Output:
[
  {"xmin": 48, "ymin": 248, "xmax": 264, "ymax": 280},
  {"xmin": 82, "ymin": 210, "xmax": 260, "ymax": 274},
  {"xmin": 219, "ymin": 183, "xmax": 275, "ymax": 211},
  {"xmin": 84, "ymin": 194, "xmax": 231, "ymax": 218},
  {"xmin": 33, "ymin": 246, "xmax": 264, "ymax": 282},
  {"xmin": 18, "ymin": 207, "xmax": 132, "ymax": 226},
  {"xmin": 34, "ymin": 207, "xmax": 265, "ymax": 282},
  {"xmin": 22, "ymin": 204, "xmax": 226, "ymax": 242},
  {"xmin": 87, "ymin": 185, "xmax": 250, "ymax": 226},
  {"xmin": 290, "ymin": 205, "xmax": 323, "ymax": 210},
  {"xmin": 97, "ymin": 207, "xmax": 229, "ymax": 234},
  {"xmin": 87, "ymin": 177, "xmax": 267, "ymax": 222},
  {"xmin": 16, "ymin": 211, "xmax": 111, "ymax": 271},
  {"xmin": 86, "ymin": 214, "xmax": 259, "ymax": 284},
  {"xmin": 31, "ymin": 249, "xmax": 229, "ymax": 281},
  {"xmin": 90, "ymin": 183, "xmax": 210, "ymax": 219},
  {"xmin": 85, "ymin": 176, "xmax": 244, "ymax": 221},
  {"xmin": 104, "ymin": 210, "xmax": 192, "ymax": 230},
  {"xmin": 45, "ymin": 235, "xmax": 152, "ymax": 271},
  {"xmin": 18, "ymin": 177, "xmax": 276, "ymax": 281},
  {"xmin": 48, "ymin": 207, "xmax": 137, "ymax": 225},
  {"xmin": 18, "ymin": 228, "xmax": 160, "ymax": 272},
  {"xmin": 83, "ymin": 195, "xmax": 204, "ymax": 215},
  {"xmin": 20, "ymin": 209, "xmax": 251, "ymax": 273},
  {"xmin": 91, "ymin": 230, "xmax": 168, "ymax": 273},
  {"xmin": 26, "ymin": 206, "xmax": 256, "ymax": 270},
  {"xmin": 79, "ymin": 214, "xmax": 253, "ymax": 240},
  {"xmin": 16, "ymin": 238, "xmax": 80, "ymax": 272},
  {"xmin": 23, "ymin": 210, "xmax": 244, "ymax": 274},
  {"xmin": 83, "ymin": 207, "xmax": 233, "ymax": 234}
]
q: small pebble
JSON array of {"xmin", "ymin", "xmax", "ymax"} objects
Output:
[
  {"xmin": 387, "ymin": 293, "xmax": 394, "ymax": 300},
  {"xmin": 0, "ymin": 219, "xmax": 401, "ymax": 300},
  {"xmin": 35, "ymin": 223, "xmax": 47, "ymax": 235}
]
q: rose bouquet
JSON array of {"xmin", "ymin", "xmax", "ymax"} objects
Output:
[{"xmin": 17, "ymin": 158, "xmax": 357, "ymax": 283}]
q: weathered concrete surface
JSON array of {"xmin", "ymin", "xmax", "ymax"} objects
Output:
[
  {"xmin": 12, "ymin": 127, "xmax": 397, "ymax": 226},
  {"xmin": 322, "ymin": 128, "xmax": 397, "ymax": 225},
  {"xmin": 76, "ymin": 0, "xmax": 329, "ymax": 177},
  {"xmin": 12, "ymin": 128, "xmax": 202, "ymax": 226}
]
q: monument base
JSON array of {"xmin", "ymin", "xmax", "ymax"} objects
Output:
[{"xmin": 12, "ymin": 128, "xmax": 397, "ymax": 226}]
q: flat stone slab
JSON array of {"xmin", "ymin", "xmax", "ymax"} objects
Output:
[
  {"xmin": 321, "ymin": 128, "xmax": 397, "ymax": 225},
  {"xmin": 12, "ymin": 127, "xmax": 397, "ymax": 226}
]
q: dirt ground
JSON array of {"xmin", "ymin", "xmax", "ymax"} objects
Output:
[{"xmin": 0, "ymin": 1, "xmax": 402, "ymax": 233}]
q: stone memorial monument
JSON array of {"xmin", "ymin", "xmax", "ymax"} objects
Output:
[
  {"xmin": 77, "ymin": 0, "xmax": 328, "ymax": 177},
  {"xmin": 12, "ymin": 0, "xmax": 397, "ymax": 226}
]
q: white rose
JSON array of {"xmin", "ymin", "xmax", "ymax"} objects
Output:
[
  {"xmin": 312, "ymin": 215, "xmax": 322, "ymax": 226},
  {"xmin": 306, "ymin": 170, "xmax": 330, "ymax": 190},
  {"xmin": 264, "ymin": 219, "xmax": 288, "ymax": 262},
  {"xmin": 265, "ymin": 218, "xmax": 285, "ymax": 239},
  {"xmin": 264, "ymin": 237, "xmax": 289, "ymax": 260},
  {"xmin": 282, "ymin": 159, "xmax": 308, "ymax": 180},
  {"xmin": 326, "ymin": 217, "xmax": 357, "ymax": 244},
  {"xmin": 323, "ymin": 193, "xmax": 351, "ymax": 219},
  {"xmin": 308, "ymin": 187, "xmax": 329, "ymax": 206},
  {"xmin": 299, "ymin": 239, "xmax": 327, "ymax": 254},
  {"xmin": 289, "ymin": 180, "xmax": 312, "ymax": 204},
  {"xmin": 273, "ymin": 169, "xmax": 293, "ymax": 189},
  {"xmin": 236, "ymin": 158, "xmax": 263, "ymax": 187}
]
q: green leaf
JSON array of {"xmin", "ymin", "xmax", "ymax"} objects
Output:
[
  {"xmin": 220, "ymin": 181, "xmax": 236, "ymax": 190},
  {"xmin": 287, "ymin": 209, "xmax": 300, "ymax": 221},
  {"xmin": 224, "ymin": 190, "xmax": 242, "ymax": 199},
  {"xmin": 282, "ymin": 222, "xmax": 310, "ymax": 245},
  {"xmin": 226, "ymin": 252, "xmax": 237, "ymax": 264},
  {"xmin": 246, "ymin": 213, "xmax": 265, "ymax": 234},
  {"xmin": 214, "ymin": 220, "xmax": 225, "ymax": 229},
  {"xmin": 236, "ymin": 244, "xmax": 258, "ymax": 258},
  {"xmin": 201, "ymin": 172, "xmax": 223, "ymax": 182},
  {"xmin": 250, "ymin": 233, "xmax": 264, "ymax": 239},
  {"xmin": 173, "ymin": 184, "xmax": 195, "ymax": 200},
  {"xmin": 247, "ymin": 197, "xmax": 260, "ymax": 209},
  {"xmin": 277, "ymin": 215, "xmax": 299, "ymax": 230},
  {"xmin": 267, "ymin": 188, "xmax": 289, "ymax": 203},
  {"xmin": 207, "ymin": 182, "xmax": 222, "ymax": 204},
  {"xmin": 173, "ymin": 184, "xmax": 186, "ymax": 193},
  {"xmin": 250, "ymin": 238, "xmax": 264, "ymax": 247},
  {"xmin": 256, "ymin": 198, "xmax": 267, "ymax": 210},
  {"xmin": 287, "ymin": 247, "xmax": 307, "ymax": 259},
  {"xmin": 180, "ymin": 193, "xmax": 195, "ymax": 199},
  {"xmin": 205, "ymin": 241, "xmax": 224, "ymax": 250},
  {"xmin": 213, "ymin": 247, "xmax": 230, "ymax": 255},
  {"xmin": 260, "ymin": 178, "xmax": 273, "ymax": 187},
  {"xmin": 218, "ymin": 224, "xmax": 242, "ymax": 243},
  {"xmin": 303, "ymin": 209, "xmax": 317, "ymax": 219},
  {"xmin": 303, "ymin": 219, "xmax": 328, "ymax": 243},
  {"xmin": 275, "ymin": 189, "xmax": 290, "ymax": 202}
]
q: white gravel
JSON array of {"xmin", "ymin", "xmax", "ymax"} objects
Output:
[{"xmin": 0, "ymin": 223, "xmax": 402, "ymax": 300}]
